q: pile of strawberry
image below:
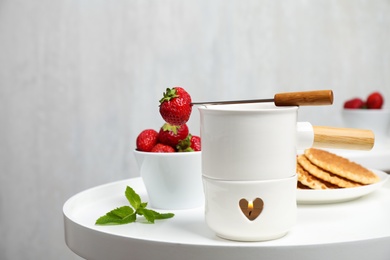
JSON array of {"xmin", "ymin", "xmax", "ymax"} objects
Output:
[
  {"xmin": 344, "ymin": 92, "xmax": 384, "ymax": 109},
  {"xmin": 136, "ymin": 87, "xmax": 201, "ymax": 153}
]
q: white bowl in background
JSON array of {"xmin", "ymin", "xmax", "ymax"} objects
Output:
[{"xmin": 342, "ymin": 109, "xmax": 390, "ymax": 140}]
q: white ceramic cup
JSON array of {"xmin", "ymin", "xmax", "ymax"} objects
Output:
[
  {"xmin": 199, "ymin": 103, "xmax": 298, "ymax": 181},
  {"xmin": 134, "ymin": 150, "xmax": 204, "ymax": 210},
  {"xmin": 202, "ymin": 174, "xmax": 297, "ymax": 241}
]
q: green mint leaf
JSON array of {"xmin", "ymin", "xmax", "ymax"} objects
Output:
[
  {"xmin": 95, "ymin": 185, "xmax": 174, "ymax": 226},
  {"xmin": 125, "ymin": 186, "xmax": 141, "ymax": 210},
  {"xmin": 108, "ymin": 205, "xmax": 135, "ymax": 218},
  {"xmin": 137, "ymin": 208, "xmax": 175, "ymax": 223},
  {"xmin": 137, "ymin": 208, "xmax": 156, "ymax": 223},
  {"xmin": 95, "ymin": 206, "xmax": 136, "ymax": 225},
  {"xmin": 154, "ymin": 212, "xmax": 175, "ymax": 220}
]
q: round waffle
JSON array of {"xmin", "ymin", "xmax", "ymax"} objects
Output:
[
  {"xmin": 304, "ymin": 148, "xmax": 380, "ymax": 185},
  {"xmin": 296, "ymin": 162, "xmax": 338, "ymax": 189},
  {"xmin": 297, "ymin": 154, "xmax": 361, "ymax": 188}
]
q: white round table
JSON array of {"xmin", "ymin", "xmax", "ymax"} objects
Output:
[{"xmin": 63, "ymin": 176, "xmax": 390, "ymax": 260}]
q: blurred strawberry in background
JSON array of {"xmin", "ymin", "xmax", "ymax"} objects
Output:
[
  {"xmin": 366, "ymin": 92, "xmax": 384, "ymax": 109},
  {"xmin": 343, "ymin": 92, "xmax": 384, "ymax": 109}
]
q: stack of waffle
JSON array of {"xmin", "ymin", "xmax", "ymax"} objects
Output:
[{"xmin": 297, "ymin": 148, "xmax": 380, "ymax": 190}]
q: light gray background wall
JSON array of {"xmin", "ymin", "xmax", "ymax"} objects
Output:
[{"xmin": 1, "ymin": 1, "xmax": 389, "ymax": 259}]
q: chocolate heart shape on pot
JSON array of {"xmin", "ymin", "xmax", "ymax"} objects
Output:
[{"xmin": 239, "ymin": 198, "xmax": 264, "ymax": 221}]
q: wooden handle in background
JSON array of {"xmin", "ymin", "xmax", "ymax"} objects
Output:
[
  {"xmin": 274, "ymin": 90, "xmax": 334, "ymax": 106},
  {"xmin": 312, "ymin": 126, "xmax": 375, "ymax": 150}
]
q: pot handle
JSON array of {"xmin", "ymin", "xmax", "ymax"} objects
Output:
[{"xmin": 297, "ymin": 122, "xmax": 375, "ymax": 150}]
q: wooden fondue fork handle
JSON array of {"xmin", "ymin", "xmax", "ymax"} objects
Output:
[
  {"xmin": 312, "ymin": 126, "xmax": 375, "ymax": 150},
  {"xmin": 274, "ymin": 90, "xmax": 333, "ymax": 106}
]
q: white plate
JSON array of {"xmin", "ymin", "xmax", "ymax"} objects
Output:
[{"xmin": 297, "ymin": 169, "xmax": 389, "ymax": 204}]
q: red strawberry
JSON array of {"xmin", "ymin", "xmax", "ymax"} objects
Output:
[
  {"xmin": 136, "ymin": 129, "xmax": 158, "ymax": 152},
  {"xmin": 150, "ymin": 143, "xmax": 175, "ymax": 153},
  {"xmin": 366, "ymin": 92, "xmax": 384, "ymax": 109},
  {"xmin": 177, "ymin": 134, "xmax": 201, "ymax": 152},
  {"xmin": 189, "ymin": 135, "xmax": 201, "ymax": 151},
  {"xmin": 158, "ymin": 123, "xmax": 189, "ymax": 148},
  {"xmin": 159, "ymin": 87, "xmax": 192, "ymax": 125},
  {"xmin": 343, "ymin": 98, "xmax": 365, "ymax": 109}
]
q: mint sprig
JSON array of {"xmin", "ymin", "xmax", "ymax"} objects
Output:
[{"xmin": 95, "ymin": 186, "xmax": 174, "ymax": 225}]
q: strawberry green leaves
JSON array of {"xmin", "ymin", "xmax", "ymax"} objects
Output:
[{"xmin": 95, "ymin": 186, "xmax": 174, "ymax": 225}]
